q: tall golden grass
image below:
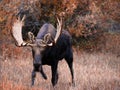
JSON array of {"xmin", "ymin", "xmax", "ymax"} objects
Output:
[{"xmin": 0, "ymin": 46, "xmax": 120, "ymax": 90}]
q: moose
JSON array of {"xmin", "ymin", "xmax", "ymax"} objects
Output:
[{"xmin": 12, "ymin": 15, "xmax": 75, "ymax": 86}]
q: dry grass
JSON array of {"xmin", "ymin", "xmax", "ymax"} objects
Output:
[
  {"xmin": 74, "ymin": 51, "xmax": 120, "ymax": 90},
  {"xmin": 103, "ymin": 33, "xmax": 120, "ymax": 55},
  {"xmin": 0, "ymin": 49, "xmax": 120, "ymax": 90}
]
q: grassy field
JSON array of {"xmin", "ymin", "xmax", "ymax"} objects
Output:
[{"xmin": 0, "ymin": 49, "xmax": 120, "ymax": 90}]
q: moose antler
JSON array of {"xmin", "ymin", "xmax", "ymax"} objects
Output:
[
  {"xmin": 12, "ymin": 15, "xmax": 62, "ymax": 47},
  {"xmin": 54, "ymin": 17, "xmax": 62, "ymax": 43},
  {"xmin": 36, "ymin": 16, "xmax": 62, "ymax": 47},
  {"xmin": 12, "ymin": 15, "xmax": 26, "ymax": 46},
  {"xmin": 47, "ymin": 17, "xmax": 62, "ymax": 46}
]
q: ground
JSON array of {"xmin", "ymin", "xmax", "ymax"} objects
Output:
[{"xmin": 0, "ymin": 50, "xmax": 120, "ymax": 90}]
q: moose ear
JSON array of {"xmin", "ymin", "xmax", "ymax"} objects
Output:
[
  {"xmin": 44, "ymin": 33, "xmax": 52, "ymax": 43},
  {"xmin": 28, "ymin": 32, "xmax": 35, "ymax": 43}
]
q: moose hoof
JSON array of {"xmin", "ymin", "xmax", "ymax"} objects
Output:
[
  {"xmin": 43, "ymin": 75, "xmax": 47, "ymax": 80},
  {"xmin": 69, "ymin": 81, "xmax": 75, "ymax": 87},
  {"xmin": 72, "ymin": 82, "xmax": 75, "ymax": 87},
  {"xmin": 31, "ymin": 81, "xmax": 34, "ymax": 86},
  {"xmin": 51, "ymin": 79, "xmax": 58, "ymax": 87}
]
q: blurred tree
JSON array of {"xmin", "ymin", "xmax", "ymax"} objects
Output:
[{"xmin": 0, "ymin": 0, "xmax": 119, "ymax": 50}]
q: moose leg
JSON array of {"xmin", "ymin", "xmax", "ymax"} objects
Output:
[
  {"xmin": 65, "ymin": 57, "xmax": 75, "ymax": 86},
  {"xmin": 39, "ymin": 66, "xmax": 47, "ymax": 80},
  {"xmin": 51, "ymin": 62, "xmax": 58, "ymax": 86},
  {"xmin": 65, "ymin": 50, "xmax": 75, "ymax": 86},
  {"xmin": 31, "ymin": 69, "xmax": 36, "ymax": 86}
]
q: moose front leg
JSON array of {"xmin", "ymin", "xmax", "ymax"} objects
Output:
[
  {"xmin": 39, "ymin": 66, "xmax": 47, "ymax": 80},
  {"xmin": 51, "ymin": 62, "xmax": 58, "ymax": 86},
  {"xmin": 31, "ymin": 69, "xmax": 36, "ymax": 86}
]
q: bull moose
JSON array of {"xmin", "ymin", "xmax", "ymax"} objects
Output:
[{"xmin": 12, "ymin": 15, "xmax": 75, "ymax": 86}]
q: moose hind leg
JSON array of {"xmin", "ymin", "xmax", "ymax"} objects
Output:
[
  {"xmin": 65, "ymin": 50, "xmax": 75, "ymax": 86},
  {"xmin": 31, "ymin": 69, "xmax": 36, "ymax": 86}
]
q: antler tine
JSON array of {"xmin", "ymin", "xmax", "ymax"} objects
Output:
[
  {"xmin": 54, "ymin": 16, "xmax": 62, "ymax": 43},
  {"xmin": 21, "ymin": 15, "xmax": 26, "ymax": 22}
]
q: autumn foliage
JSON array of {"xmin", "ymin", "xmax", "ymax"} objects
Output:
[{"xmin": 0, "ymin": 0, "xmax": 120, "ymax": 50}]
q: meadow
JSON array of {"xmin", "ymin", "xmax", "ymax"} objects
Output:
[{"xmin": 0, "ymin": 46, "xmax": 120, "ymax": 90}]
